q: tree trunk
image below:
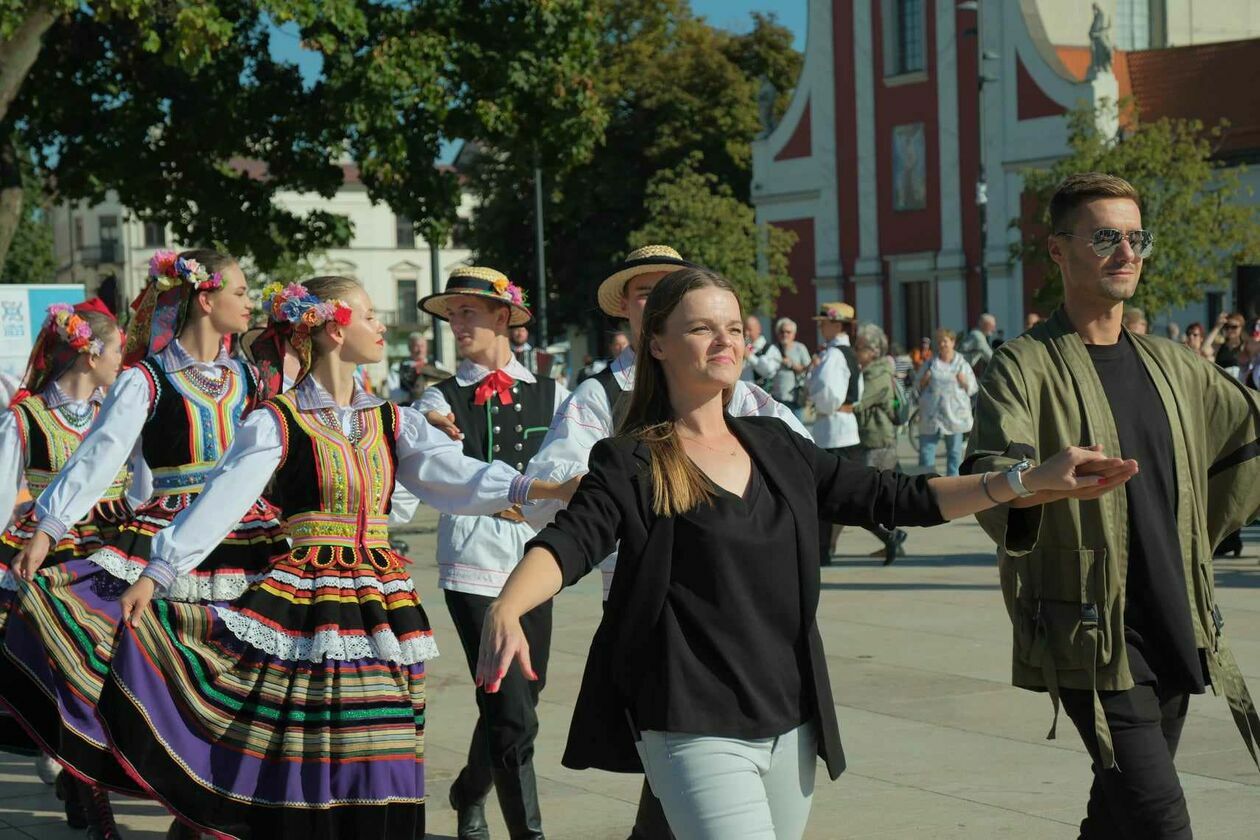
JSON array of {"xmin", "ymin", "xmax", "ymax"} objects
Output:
[
  {"xmin": 0, "ymin": 4, "xmax": 57, "ymax": 128},
  {"xmin": 0, "ymin": 138, "xmax": 25, "ymax": 280}
]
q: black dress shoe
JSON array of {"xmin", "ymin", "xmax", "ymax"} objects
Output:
[{"xmin": 883, "ymin": 529, "xmax": 908, "ymax": 566}]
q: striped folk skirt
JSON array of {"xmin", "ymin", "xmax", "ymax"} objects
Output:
[
  {"xmin": 0, "ymin": 499, "xmax": 129, "ymax": 757},
  {"xmin": 99, "ymin": 546, "xmax": 435, "ymax": 839},
  {"xmin": 0, "ymin": 494, "xmax": 286, "ymax": 789}
]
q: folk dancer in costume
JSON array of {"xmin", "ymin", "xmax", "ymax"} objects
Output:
[
  {"xmin": 414, "ymin": 267, "xmax": 568, "ymax": 840},
  {"xmin": 477, "ymin": 268, "xmax": 1131, "ymax": 840},
  {"xmin": 94, "ymin": 277, "xmax": 577, "ymax": 840},
  {"xmin": 522, "ymin": 246, "xmax": 811, "ymax": 840},
  {"xmin": 0, "ymin": 250, "xmax": 288, "ymax": 839},
  {"xmin": 810, "ymin": 305, "xmax": 909, "ymax": 565},
  {"xmin": 0, "ymin": 301, "xmax": 143, "ymax": 829}
]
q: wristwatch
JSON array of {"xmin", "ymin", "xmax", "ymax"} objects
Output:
[{"xmin": 1005, "ymin": 459, "xmax": 1036, "ymax": 498}]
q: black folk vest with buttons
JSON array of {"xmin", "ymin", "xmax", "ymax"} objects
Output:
[
  {"xmin": 436, "ymin": 372, "xmax": 556, "ymax": 472},
  {"xmin": 593, "ymin": 364, "xmax": 629, "ymax": 433}
]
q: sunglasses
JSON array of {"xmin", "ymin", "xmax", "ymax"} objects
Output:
[{"xmin": 1056, "ymin": 228, "xmax": 1155, "ymax": 258}]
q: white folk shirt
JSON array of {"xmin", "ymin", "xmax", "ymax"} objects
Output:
[
  {"xmin": 414, "ymin": 357, "xmax": 569, "ymax": 598},
  {"xmin": 526, "ymin": 346, "xmax": 812, "ymax": 599},
  {"xmin": 807, "ymin": 335, "xmax": 863, "ymax": 450}
]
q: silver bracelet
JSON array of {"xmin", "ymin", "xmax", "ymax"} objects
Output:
[{"xmin": 980, "ymin": 471, "xmax": 1002, "ymax": 505}]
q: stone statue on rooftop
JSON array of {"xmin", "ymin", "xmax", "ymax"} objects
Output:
[{"xmin": 1087, "ymin": 2, "xmax": 1113, "ymax": 79}]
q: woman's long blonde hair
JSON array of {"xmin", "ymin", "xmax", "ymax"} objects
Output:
[{"xmin": 618, "ymin": 267, "xmax": 740, "ymax": 517}]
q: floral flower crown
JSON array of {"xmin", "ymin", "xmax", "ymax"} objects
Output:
[
  {"xmin": 147, "ymin": 250, "xmax": 224, "ymax": 292},
  {"xmin": 46, "ymin": 304, "xmax": 103, "ymax": 356},
  {"xmin": 261, "ymin": 282, "xmax": 353, "ymax": 331}
]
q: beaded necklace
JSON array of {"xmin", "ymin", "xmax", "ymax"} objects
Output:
[
  {"xmin": 57, "ymin": 401, "xmax": 95, "ymax": 429},
  {"xmin": 181, "ymin": 364, "xmax": 229, "ymax": 398},
  {"xmin": 316, "ymin": 405, "xmax": 365, "ymax": 446}
]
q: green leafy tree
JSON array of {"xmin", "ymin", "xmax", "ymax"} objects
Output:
[
  {"xmin": 0, "ymin": 143, "xmax": 53, "ymax": 284},
  {"xmin": 1014, "ymin": 100, "xmax": 1260, "ymax": 316},
  {"xmin": 0, "ymin": 1, "xmax": 606, "ymax": 278},
  {"xmin": 464, "ymin": 0, "xmax": 802, "ymax": 341},
  {"xmin": 629, "ymin": 152, "xmax": 795, "ymax": 314}
]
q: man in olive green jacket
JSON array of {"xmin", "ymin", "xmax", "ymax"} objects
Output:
[{"xmin": 965, "ymin": 173, "xmax": 1260, "ymax": 839}]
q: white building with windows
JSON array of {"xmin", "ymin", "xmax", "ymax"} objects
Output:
[{"xmin": 51, "ymin": 162, "xmax": 473, "ymax": 381}]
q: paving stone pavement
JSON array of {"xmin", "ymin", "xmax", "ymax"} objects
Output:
[{"xmin": 2, "ymin": 498, "xmax": 1258, "ymax": 838}]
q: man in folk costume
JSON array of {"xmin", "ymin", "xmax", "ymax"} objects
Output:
[
  {"xmin": 964, "ymin": 173, "xmax": 1260, "ymax": 838},
  {"xmin": 807, "ymin": 303, "xmax": 906, "ymax": 566},
  {"xmin": 523, "ymin": 245, "xmax": 811, "ymax": 839},
  {"xmin": 416, "ymin": 266, "xmax": 568, "ymax": 840}
]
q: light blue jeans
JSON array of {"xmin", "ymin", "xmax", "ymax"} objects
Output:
[
  {"xmin": 919, "ymin": 430, "xmax": 964, "ymax": 476},
  {"xmin": 634, "ymin": 722, "xmax": 817, "ymax": 840}
]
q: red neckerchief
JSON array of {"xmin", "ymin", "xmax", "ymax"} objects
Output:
[{"xmin": 474, "ymin": 369, "xmax": 515, "ymax": 405}]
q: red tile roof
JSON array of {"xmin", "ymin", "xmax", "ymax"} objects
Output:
[{"xmin": 1056, "ymin": 39, "xmax": 1260, "ymax": 157}]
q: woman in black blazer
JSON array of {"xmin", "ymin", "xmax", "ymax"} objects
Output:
[{"xmin": 477, "ymin": 268, "xmax": 1136, "ymax": 840}]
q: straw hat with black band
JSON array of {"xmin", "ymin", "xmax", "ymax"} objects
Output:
[
  {"xmin": 419, "ymin": 266, "xmax": 533, "ymax": 327},
  {"xmin": 811, "ymin": 301, "xmax": 856, "ymax": 323},
  {"xmin": 597, "ymin": 245, "xmax": 698, "ymax": 317}
]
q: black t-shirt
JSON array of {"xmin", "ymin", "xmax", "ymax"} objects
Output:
[
  {"xmin": 633, "ymin": 461, "xmax": 813, "ymax": 738},
  {"xmin": 1086, "ymin": 335, "xmax": 1205, "ymax": 692},
  {"xmin": 1215, "ymin": 341, "xmax": 1242, "ymax": 370}
]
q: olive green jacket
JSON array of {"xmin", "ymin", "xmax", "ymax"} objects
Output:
[
  {"xmin": 854, "ymin": 357, "xmax": 897, "ymax": 450},
  {"xmin": 965, "ymin": 308, "xmax": 1260, "ymax": 769}
]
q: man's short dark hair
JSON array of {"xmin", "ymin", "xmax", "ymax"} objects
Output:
[{"xmin": 1048, "ymin": 172, "xmax": 1141, "ymax": 233}]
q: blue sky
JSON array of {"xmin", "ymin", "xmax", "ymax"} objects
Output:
[{"xmin": 267, "ymin": 2, "xmax": 807, "ymax": 162}]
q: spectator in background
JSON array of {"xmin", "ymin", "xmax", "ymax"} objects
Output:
[
  {"xmin": 609, "ymin": 329, "xmax": 630, "ymax": 359},
  {"xmin": 740, "ymin": 314, "xmax": 775, "ymax": 385},
  {"xmin": 807, "ymin": 302, "xmax": 861, "ymax": 565},
  {"xmin": 850, "ymin": 323, "xmax": 908, "ymax": 565},
  {"xmin": 576, "ymin": 330, "xmax": 631, "ymax": 385},
  {"xmin": 890, "ymin": 341, "xmax": 913, "ymax": 384},
  {"xmin": 1123, "ymin": 306, "xmax": 1148, "ymax": 335},
  {"xmin": 917, "ymin": 328, "xmax": 978, "ymax": 477},
  {"xmin": 1213, "ymin": 314, "xmax": 1251, "ymax": 559},
  {"xmin": 1165, "ymin": 321, "xmax": 1181, "ymax": 342},
  {"xmin": 960, "ymin": 312, "xmax": 997, "ymax": 372},
  {"xmin": 1183, "ymin": 322, "xmax": 1206, "ymax": 357},
  {"xmin": 510, "ymin": 324, "xmax": 541, "ymax": 374},
  {"xmin": 1205, "ymin": 311, "xmax": 1245, "ymax": 370},
  {"xmin": 388, "ymin": 331, "xmax": 448, "ymax": 404},
  {"xmin": 1025, "ymin": 312, "xmax": 1042, "ymax": 331},
  {"xmin": 761, "ymin": 317, "xmax": 812, "ymax": 419},
  {"xmin": 909, "ymin": 336, "xmax": 933, "ymax": 371}
]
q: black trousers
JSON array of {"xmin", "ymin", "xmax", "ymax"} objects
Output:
[
  {"xmin": 445, "ymin": 589, "xmax": 553, "ymax": 798},
  {"xmin": 817, "ymin": 445, "xmax": 892, "ymax": 562},
  {"xmin": 1060, "ymin": 682, "xmax": 1192, "ymax": 840}
]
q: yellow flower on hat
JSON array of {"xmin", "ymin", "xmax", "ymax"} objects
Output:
[{"xmin": 492, "ymin": 277, "xmax": 509, "ymax": 295}]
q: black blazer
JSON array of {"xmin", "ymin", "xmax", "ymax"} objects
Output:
[{"xmin": 527, "ymin": 415, "xmax": 945, "ymax": 781}]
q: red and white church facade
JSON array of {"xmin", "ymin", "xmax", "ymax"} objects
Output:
[{"xmin": 753, "ymin": 0, "xmax": 1260, "ymax": 345}]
